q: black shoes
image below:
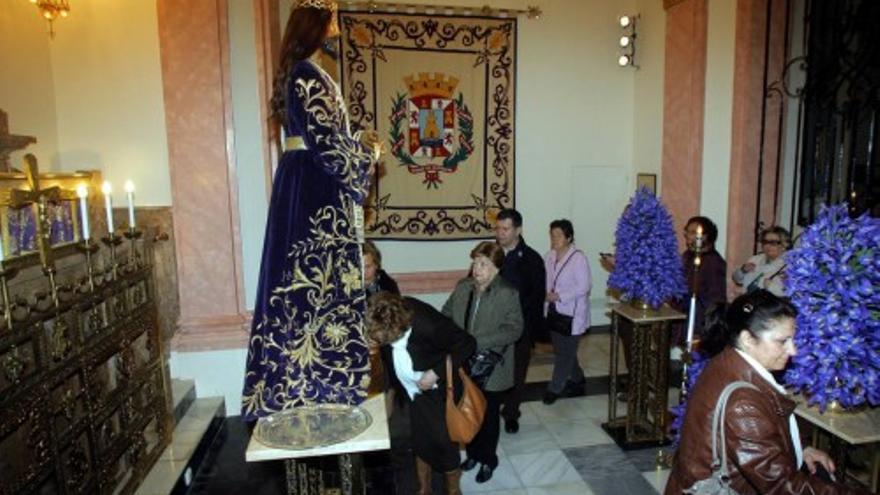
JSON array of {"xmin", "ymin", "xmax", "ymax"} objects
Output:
[
  {"xmin": 460, "ymin": 458, "xmax": 478, "ymax": 471},
  {"xmin": 542, "ymin": 390, "xmax": 559, "ymax": 405},
  {"xmin": 563, "ymin": 378, "xmax": 587, "ymax": 397},
  {"xmin": 504, "ymin": 418, "xmax": 519, "ymax": 434},
  {"xmin": 475, "ymin": 464, "xmax": 495, "ymax": 483}
]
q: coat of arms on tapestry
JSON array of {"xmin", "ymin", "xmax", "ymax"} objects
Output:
[{"xmin": 339, "ymin": 11, "xmax": 517, "ymax": 240}]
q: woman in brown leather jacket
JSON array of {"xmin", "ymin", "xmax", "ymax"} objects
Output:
[{"xmin": 666, "ymin": 290, "xmax": 865, "ymax": 494}]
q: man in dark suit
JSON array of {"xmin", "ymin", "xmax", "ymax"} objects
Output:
[{"xmin": 494, "ymin": 208, "xmax": 546, "ymax": 434}]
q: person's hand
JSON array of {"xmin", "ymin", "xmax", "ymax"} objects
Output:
[
  {"xmin": 360, "ymin": 130, "xmax": 383, "ymax": 161},
  {"xmin": 742, "ymin": 262, "xmax": 756, "ymax": 273},
  {"xmin": 599, "ymin": 254, "xmax": 616, "ymax": 272},
  {"xmin": 803, "ymin": 446, "xmax": 836, "ymax": 477},
  {"xmin": 417, "ymin": 369, "xmax": 439, "ymax": 391},
  {"xmin": 546, "ymin": 291, "xmax": 560, "ymax": 303}
]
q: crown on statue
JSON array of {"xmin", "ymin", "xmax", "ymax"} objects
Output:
[
  {"xmin": 404, "ymin": 72, "xmax": 460, "ymax": 99},
  {"xmin": 293, "ymin": 0, "xmax": 338, "ymax": 11}
]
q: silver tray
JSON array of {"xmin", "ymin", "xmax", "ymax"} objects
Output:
[{"xmin": 253, "ymin": 404, "xmax": 372, "ymax": 451}]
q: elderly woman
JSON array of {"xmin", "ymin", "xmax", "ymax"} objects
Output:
[
  {"xmin": 363, "ymin": 240, "xmax": 400, "ymax": 297},
  {"xmin": 366, "ymin": 292, "xmax": 475, "ymax": 495},
  {"xmin": 442, "ymin": 241, "xmax": 523, "ymax": 484},
  {"xmin": 543, "ymin": 219, "xmax": 591, "ymax": 405},
  {"xmin": 666, "ymin": 290, "xmax": 864, "ymax": 495},
  {"xmin": 732, "ymin": 226, "xmax": 790, "ymax": 297}
]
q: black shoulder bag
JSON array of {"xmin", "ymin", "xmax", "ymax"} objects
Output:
[
  {"xmin": 463, "ymin": 288, "xmax": 507, "ymax": 388},
  {"xmin": 546, "ymin": 250, "xmax": 581, "ymax": 336}
]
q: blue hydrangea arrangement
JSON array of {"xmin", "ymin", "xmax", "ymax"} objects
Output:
[
  {"xmin": 608, "ymin": 187, "xmax": 687, "ymax": 308},
  {"xmin": 783, "ymin": 204, "xmax": 880, "ymax": 411}
]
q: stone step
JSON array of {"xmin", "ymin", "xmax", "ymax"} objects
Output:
[
  {"xmin": 171, "ymin": 378, "xmax": 196, "ymax": 426},
  {"xmin": 135, "ymin": 396, "xmax": 226, "ymax": 495}
]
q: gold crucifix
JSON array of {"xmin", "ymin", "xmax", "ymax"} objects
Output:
[{"xmin": 9, "ymin": 154, "xmax": 77, "ymax": 273}]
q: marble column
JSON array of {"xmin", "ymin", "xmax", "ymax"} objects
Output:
[
  {"xmin": 661, "ymin": 0, "xmax": 708, "ymax": 248},
  {"xmin": 726, "ymin": 0, "xmax": 789, "ymax": 290},
  {"xmin": 157, "ymin": 0, "xmax": 249, "ymax": 351}
]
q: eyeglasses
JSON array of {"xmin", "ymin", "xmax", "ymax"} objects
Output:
[{"xmin": 761, "ymin": 239, "xmax": 782, "ymax": 246}]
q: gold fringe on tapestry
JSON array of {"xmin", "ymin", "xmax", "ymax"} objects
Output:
[{"xmin": 339, "ymin": 1, "xmax": 542, "ymax": 19}]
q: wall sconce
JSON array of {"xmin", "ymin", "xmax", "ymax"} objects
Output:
[
  {"xmin": 28, "ymin": 0, "xmax": 70, "ymax": 39},
  {"xmin": 617, "ymin": 14, "xmax": 639, "ymax": 68}
]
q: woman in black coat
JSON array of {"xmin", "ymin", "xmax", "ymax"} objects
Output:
[{"xmin": 366, "ymin": 292, "xmax": 476, "ymax": 495}]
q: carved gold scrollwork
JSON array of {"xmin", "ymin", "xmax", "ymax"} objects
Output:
[
  {"xmin": 27, "ymin": 416, "xmax": 51, "ymax": 465},
  {"xmin": 51, "ymin": 319, "xmax": 71, "ymax": 362},
  {"xmin": 88, "ymin": 309, "xmax": 101, "ymax": 333},
  {"xmin": 132, "ymin": 285, "xmax": 144, "ymax": 306},
  {"xmin": 128, "ymin": 433, "xmax": 145, "ymax": 465},
  {"xmin": 3, "ymin": 345, "xmax": 25, "ymax": 383},
  {"xmin": 60, "ymin": 389, "xmax": 77, "ymax": 420},
  {"xmin": 64, "ymin": 444, "xmax": 89, "ymax": 489},
  {"xmin": 113, "ymin": 297, "xmax": 126, "ymax": 318}
]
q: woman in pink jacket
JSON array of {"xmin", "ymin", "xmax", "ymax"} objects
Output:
[{"xmin": 543, "ymin": 219, "xmax": 592, "ymax": 404}]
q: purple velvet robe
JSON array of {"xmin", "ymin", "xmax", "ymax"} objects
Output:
[{"xmin": 242, "ymin": 59, "xmax": 373, "ymax": 420}]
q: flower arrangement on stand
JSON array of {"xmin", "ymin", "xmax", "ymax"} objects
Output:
[
  {"xmin": 608, "ymin": 187, "xmax": 687, "ymax": 309},
  {"xmin": 783, "ymin": 204, "xmax": 880, "ymax": 411}
]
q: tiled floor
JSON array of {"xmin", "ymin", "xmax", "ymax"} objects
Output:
[
  {"xmin": 183, "ymin": 330, "xmax": 676, "ymax": 494},
  {"xmin": 457, "ymin": 394, "xmax": 671, "ymax": 494}
]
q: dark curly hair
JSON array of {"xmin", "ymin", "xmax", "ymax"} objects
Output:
[{"xmin": 365, "ymin": 292, "xmax": 413, "ymax": 345}]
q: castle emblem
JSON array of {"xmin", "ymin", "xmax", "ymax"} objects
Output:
[{"xmin": 389, "ymin": 72, "xmax": 474, "ymax": 188}]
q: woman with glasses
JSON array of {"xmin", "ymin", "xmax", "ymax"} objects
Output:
[
  {"xmin": 732, "ymin": 226, "xmax": 790, "ymax": 297},
  {"xmin": 666, "ymin": 291, "xmax": 863, "ymax": 495}
]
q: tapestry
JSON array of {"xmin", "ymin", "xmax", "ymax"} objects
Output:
[{"xmin": 339, "ymin": 11, "xmax": 517, "ymax": 240}]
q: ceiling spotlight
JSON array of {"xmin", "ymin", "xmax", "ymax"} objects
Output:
[
  {"xmin": 618, "ymin": 54, "xmax": 631, "ymax": 67},
  {"xmin": 619, "ymin": 35, "xmax": 631, "ymax": 47},
  {"xmin": 619, "ymin": 15, "xmax": 631, "ymax": 28}
]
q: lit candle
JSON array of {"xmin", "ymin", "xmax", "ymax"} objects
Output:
[
  {"xmin": 101, "ymin": 181, "xmax": 114, "ymax": 234},
  {"xmin": 124, "ymin": 180, "xmax": 136, "ymax": 229},
  {"xmin": 77, "ymin": 185, "xmax": 90, "ymax": 241},
  {"xmin": 695, "ymin": 224, "xmax": 704, "ymax": 251}
]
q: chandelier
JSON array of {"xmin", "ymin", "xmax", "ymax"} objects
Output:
[{"xmin": 28, "ymin": 0, "xmax": 70, "ymax": 38}]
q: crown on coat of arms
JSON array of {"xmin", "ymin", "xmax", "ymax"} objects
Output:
[
  {"xmin": 404, "ymin": 73, "xmax": 460, "ymax": 99},
  {"xmin": 292, "ymin": 0, "xmax": 338, "ymax": 11}
]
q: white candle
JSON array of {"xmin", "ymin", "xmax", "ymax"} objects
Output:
[
  {"xmin": 101, "ymin": 181, "xmax": 114, "ymax": 234},
  {"xmin": 695, "ymin": 224, "xmax": 704, "ymax": 250},
  {"xmin": 77, "ymin": 185, "xmax": 90, "ymax": 241},
  {"xmin": 685, "ymin": 294, "xmax": 697, "ymax": 348},
  {"xmin": 124, "ymin": 180, "xmax": 136, "ymax": 229}
]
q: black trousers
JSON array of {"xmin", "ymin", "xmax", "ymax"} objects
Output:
[
  {"xmin": 500, "ymin": 333, "xmax": 532, "ymax": 422},
  {"xmin": 386, "ymin": 391, "xmax": 416, "ymax": 494},
  {"xmin": 466, "ymin": 390, "xmax": 504, "ymax": 468}
]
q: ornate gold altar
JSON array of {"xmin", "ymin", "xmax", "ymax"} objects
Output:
[
  {"xmin": 0, "ymin": 156, "xmax": 170, "ymax": 495},
  {"xmin": 603, "ymin": 303, "xmax": 685, "ymax": 448}
]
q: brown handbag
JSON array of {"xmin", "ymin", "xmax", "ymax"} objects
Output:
[{"xmin": 445, "ymin": 355, "xmax": 487, "ymax": 444}]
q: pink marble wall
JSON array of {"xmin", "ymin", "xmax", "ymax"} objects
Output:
[
  {"xmin": 661, "ymin": 0, "xmax": 708, "ymax": 245},
  {"xmin": 157, "ymin": 0, "xmax": 249, "ymax": 351},
  {"xmin": 725, "ymin": 0, "xmax": 788, "ymax": 296}
]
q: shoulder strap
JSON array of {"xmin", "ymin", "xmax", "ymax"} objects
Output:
[
  {"xmin": 711, "ymin": 381, "xmax": 760, "ymax": 476},
  {"xmin": 551, "ymin": 249, "xmax": 583, "ymax": 290}
]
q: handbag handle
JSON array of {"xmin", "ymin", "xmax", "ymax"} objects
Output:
[
  {"xmin": 446, "ymin": 355, "xmax": 454, "ymax": 393},
  {"xmin": 710, "ymin": 381, "xmax": 759, "ymax": 477}
]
